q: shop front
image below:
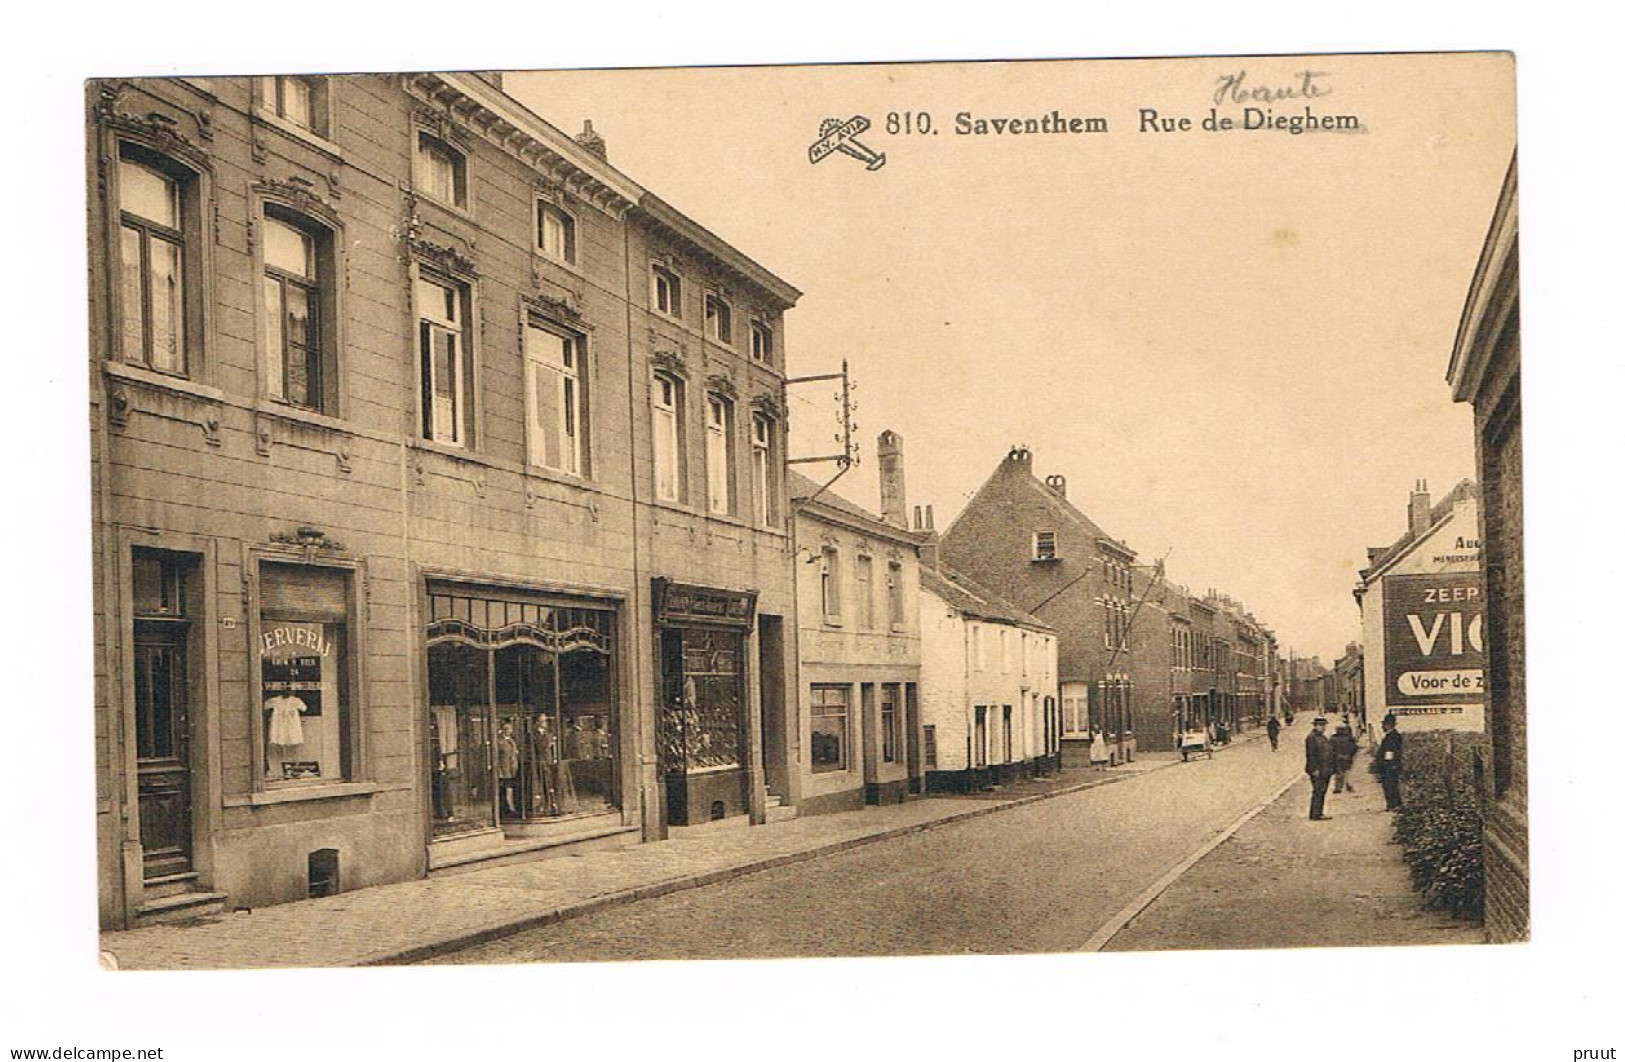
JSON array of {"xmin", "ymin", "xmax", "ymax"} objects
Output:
[
  {"xmin": 653, "ymin": 579, "xmax": 758, "ymax": 827},
  {"xmin": 424, "ymin": 582, "xmax": 621, "ymax": 853}
]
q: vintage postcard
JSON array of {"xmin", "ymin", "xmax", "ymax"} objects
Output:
[{"xmin": 82, "ymin": 52, "xmax": 1520, "ymax": 975}]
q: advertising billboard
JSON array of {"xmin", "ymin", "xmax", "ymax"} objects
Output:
[{"xmin": 1381, "ymin": 572, "xmax": 1486, "ymax": 715}]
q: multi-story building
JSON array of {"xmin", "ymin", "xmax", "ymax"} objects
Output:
[
  {"xmin": 938, "ymin": 447, "xmax": 1139, "ymax": 765},
  {"xmin": 1126, "ymin": 567, "xmax": 1187, "ymax": 751},
  {"xmin": 1285, "ymin": 654, "xmax": 1330, "ymax": 717},
  {"xmin": 1353, "ymin": 480, "xmax": 1484, "ymax": 733},
  {"xmin": 1447, "ymin": 153, "xmax": 1524, "ymax": 942},
  {"xmin": 88, "ymin": 71, "xmax": 800, "ymax": 928},
  {"xmin": 790, "ymin": 431, "xmax": 927, "ymax": 814},
  {"xmin": 1332, "ymin": 642, "xmax": 1366, "ymax": 728},
  {"xmin": 918, "ymin": 563, "xmax": 1059, "ymax": 791}
]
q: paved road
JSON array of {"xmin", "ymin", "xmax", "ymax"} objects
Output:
[{"xmin": 425, "ymin": 735, "xmax": 1307, "ymax": 963}]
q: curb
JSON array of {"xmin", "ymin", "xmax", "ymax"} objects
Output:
[
  {"xmin": 354, "ymin": 763, "xmax": 1177, "ymax": 966},
  {"xmin": 1081, "ymin": 764, "xmax": 1302, "ymax": 951}
]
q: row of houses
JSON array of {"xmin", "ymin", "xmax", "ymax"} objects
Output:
[
  {"xmin": 937, "ymin": 447, "xmax": 1287, "ymax": 762},
  {"xmin": 87, "ymin": 70, "xmax": 1290, "ymax": 930}
]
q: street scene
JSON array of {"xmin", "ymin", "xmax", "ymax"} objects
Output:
[{"xmin": 81, "ymin": 52, "xmax": 1523, "ymax": 974}]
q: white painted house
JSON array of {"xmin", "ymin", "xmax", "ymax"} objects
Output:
[
  {"xmin": 919, "ymin": 565, "xmax": 1060, "ymax": 792},
  {"xmin": 1354, "ymin": 480, "xmax": 1485, "ymax": 734}
]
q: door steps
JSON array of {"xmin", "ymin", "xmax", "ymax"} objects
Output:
[{"xmin": 134, "ymin": 888, "xmax": 227, "ymax": 928}]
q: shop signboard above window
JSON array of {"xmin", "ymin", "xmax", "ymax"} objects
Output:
[{"xmin": 653, "ymin": 579, "xmax": 757, "ymax": 628}]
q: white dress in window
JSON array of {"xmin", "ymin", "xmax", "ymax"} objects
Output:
[{"xmin": 265, "ymin": 694, "xmax": 306, "ymax": 747}]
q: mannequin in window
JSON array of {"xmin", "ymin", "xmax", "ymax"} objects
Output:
[{"xmin": 496, "ymin": 720, "xmax": 521, "ymax": 816}]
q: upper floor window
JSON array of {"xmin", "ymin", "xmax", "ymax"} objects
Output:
[
  {"xmin": 524, "ymin": 321, "xmax": 584, "ymax": 475},
  {"xmin": 855, "ymin": 556, "xmax": 875, "ymax": 631},
  {"xmin": 415, "ymin": 132, "xmax": 466, "ymax": 209},
  {"xmin": 536, "ymin": 201, "xmax": 576, "ymax": 265},
  {"xmin": 1034, "ymin": 531, "xmax": 1058, "ymax": 561},
  {"xmin": 705, "ymin": 393, "xmax": 736, "ymax": 515},
  {"xmin": 416, "ymin": 274, "xmax": 473, "ymax": 446},
  {"xmin": 704, "ymin": 293, "xmax": 733, "ymax": 346},
  {"xmin": 261, "ymin": 208, "xmax": 337, "ymax": 412},
  {"xmin": 117, "ymin": 148, "xmax": 195, "ymax": 376},
  {"xmin": 256, "ymin": 76, "xmax": 327, "ymax": 136},
  {"xmin": 820, "ymin": 547, "xmax": 842, "ymax": 624},
  {"xmin": 750, "ymin": 320, "xmax": 773, "ymax": 365},
  {"xmin": 887, "ymin": 561, "xmax": 905, "ymax": 631},
  {"xmin": 652, "ymin": 264, "xmax": 682, "ymax": 319},
  {"xmin": 750, "ymin": 413, "xmax": 779, "ymax": 527},
  {"xmin": 652, "ymin": 373, "xmax": 685, "ymax": 502}
]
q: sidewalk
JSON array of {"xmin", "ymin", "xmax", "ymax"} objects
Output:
[
  {"xmin": 1103, "ymin": 756, "xmax": 1484, "ymax": 950},
  {"xmin": 100, "ymin": 754, "xmax": 1186, "ymax": 970}
]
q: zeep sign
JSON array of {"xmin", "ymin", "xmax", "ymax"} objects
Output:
[{"xmin": 1381, "ymin": 572, "xmax": 1486, "ymax": 710}]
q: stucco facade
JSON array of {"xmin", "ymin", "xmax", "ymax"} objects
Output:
[
  {"xmin": 89, "ymin": 72, "xmax": 800, "ymax": 927},
  {"xmin": 791, "ymin": 456, "xmax": 926, "ymax": 815},
  {"xmin": 918, "ymin": 566, "xmax": 1059, "ymax": 792},
  {"xmin": 1355, "ymin": 481, "xmax": 1485, "ymax": 734}
]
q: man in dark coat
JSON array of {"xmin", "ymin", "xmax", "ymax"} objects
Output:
[
  {"xmin": 1305, "ymin": 716, "xmax": 1334, "ymax": 820},
  {"xmin": 1266, "ymin": 715, "xmax": 1281, "ymax": 751},
  {"xmin": 1331, "ymin": 723, "xmax": 1358, "ymax": 792},
  {"xmin": 1377, "ymin": 713, "xmax": 1405, "ymax": 810}
]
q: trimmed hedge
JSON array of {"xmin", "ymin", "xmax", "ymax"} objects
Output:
[{"xmin": 1377, "ymin": 730, "xmax": 1486, "ymax": 920}]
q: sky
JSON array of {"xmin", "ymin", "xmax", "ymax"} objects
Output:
[{"xmin": 509, "ymin": 53, "xmax": 1515, "ymax": 662}]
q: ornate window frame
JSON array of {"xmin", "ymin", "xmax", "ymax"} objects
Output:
[
  {"xmin": 96, "ymin": 105, "xmax": 217, "ymax": 386},
  {"xmin": 410, "ymin": 254, "xmax": 482, "ymax": 452},
  {"xmin": 251, "ymin": 180, "xmax": 346, "ymax": 417}
]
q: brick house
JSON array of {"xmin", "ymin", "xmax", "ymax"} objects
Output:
[
  {"xmin": 88, "ymin": 71, "xmax": 800, "ymax": 927},
  {"xmin": 1446, "ymin": 153, "xmax": 1524, "ymax": 942},
  {"xmin": 938, "ymin": 447, "xmax": 1140, "ymax": 765}
]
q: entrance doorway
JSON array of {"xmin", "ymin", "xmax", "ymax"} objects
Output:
[
  {"xmin": 756, "ymin": 615, "xmax": 787, "ymax": 800},
  {"xmin": 131, "ymin": 553, "xmax": 194, "ymax": 880}
]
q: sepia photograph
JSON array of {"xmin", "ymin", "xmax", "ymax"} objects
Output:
[
  {"xmin": 12, "ymin": 6, "xmax": 1619, "ymax": 1058},
  {"xmin": 82, "ymin": 51, "xmax": 1520, "ymax": 969}
]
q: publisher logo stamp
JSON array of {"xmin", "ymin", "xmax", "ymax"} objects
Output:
[{"xmin": 809, "ymin": 116, "xmax": 886, "ymax": 171}]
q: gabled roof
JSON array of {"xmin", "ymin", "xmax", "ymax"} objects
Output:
[
  {"xmin": 788, "ymin": 470, "xmax": 925, "ymax": 546},
  {"xmin": 942, "ymin": 451, "xmax": 1133, "ymax": 558},
  {"xmin": 1359, "ymin": 479, "xmax": 1479, "ymax": 583},
  {"xmin": 921, "ymin": 565, "xmax": 1053, "ymax": 632}
]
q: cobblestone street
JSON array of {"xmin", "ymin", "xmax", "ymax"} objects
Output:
[{"xmin": 426, "ymin": 734, "xmax": 1304, "ymax": 963}]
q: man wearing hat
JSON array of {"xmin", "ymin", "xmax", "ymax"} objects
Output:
[
  {"xmin": 1377, "ymin": 712, "xmax": 1405, "ymax": 810},
  {"xmin": 1304, "ymin": 716, "xmax": 1335, "ymax": 820}
]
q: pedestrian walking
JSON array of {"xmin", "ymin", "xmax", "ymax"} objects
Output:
[
  {"xmin": 1305, "ymin": 716, "xmax": 1334, "ymax": 820},
  {"xmin": 1377, "ymin": 712, "xmax": 1405, "ymax": 810},
  {"xmin": 1266, "ymin": 715, "xmax": 1281, "ymax": 751},
  {"xmin": 1331, "ymin": 722, "xmax": 1358, "ymax": 793}
]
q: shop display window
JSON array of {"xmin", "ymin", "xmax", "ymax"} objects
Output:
[
  {"xmin": 809, "ymin": 683, "xmax": 849, "ymax": 773},
  {"xmin": 259, "ymin": 564, "xmax": 352, "ymax": 786},
  {"xmin": 659, "ymin": 628, "xmax": 745, "ymax": 774},
  {"xmin": 426, "ymin": 589, "xmax": 618, "ymax": 837}
]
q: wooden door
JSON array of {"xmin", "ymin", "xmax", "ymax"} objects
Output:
[{"xmin": 134, "ymin": 621, "xmax": 191, "ymax": 879}]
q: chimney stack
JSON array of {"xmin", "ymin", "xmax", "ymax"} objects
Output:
[
  {"xmin": 575, "ymin": 120, "xmax": 607, "ymax": 161},
  {"xmin": 1408, "ymin": 479, "xmax": 1432, "ymax": 539},
  {"xmin": 912, "ymin": 501, "xmax": 939, "ymax": 569},
  {"xmin": 878, "ymin": 430, "xmax": 907, "ymax": 529},
  {"xmin": 1045, "ymin": 474, "xmax": 1067, "ymax": 498}
]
